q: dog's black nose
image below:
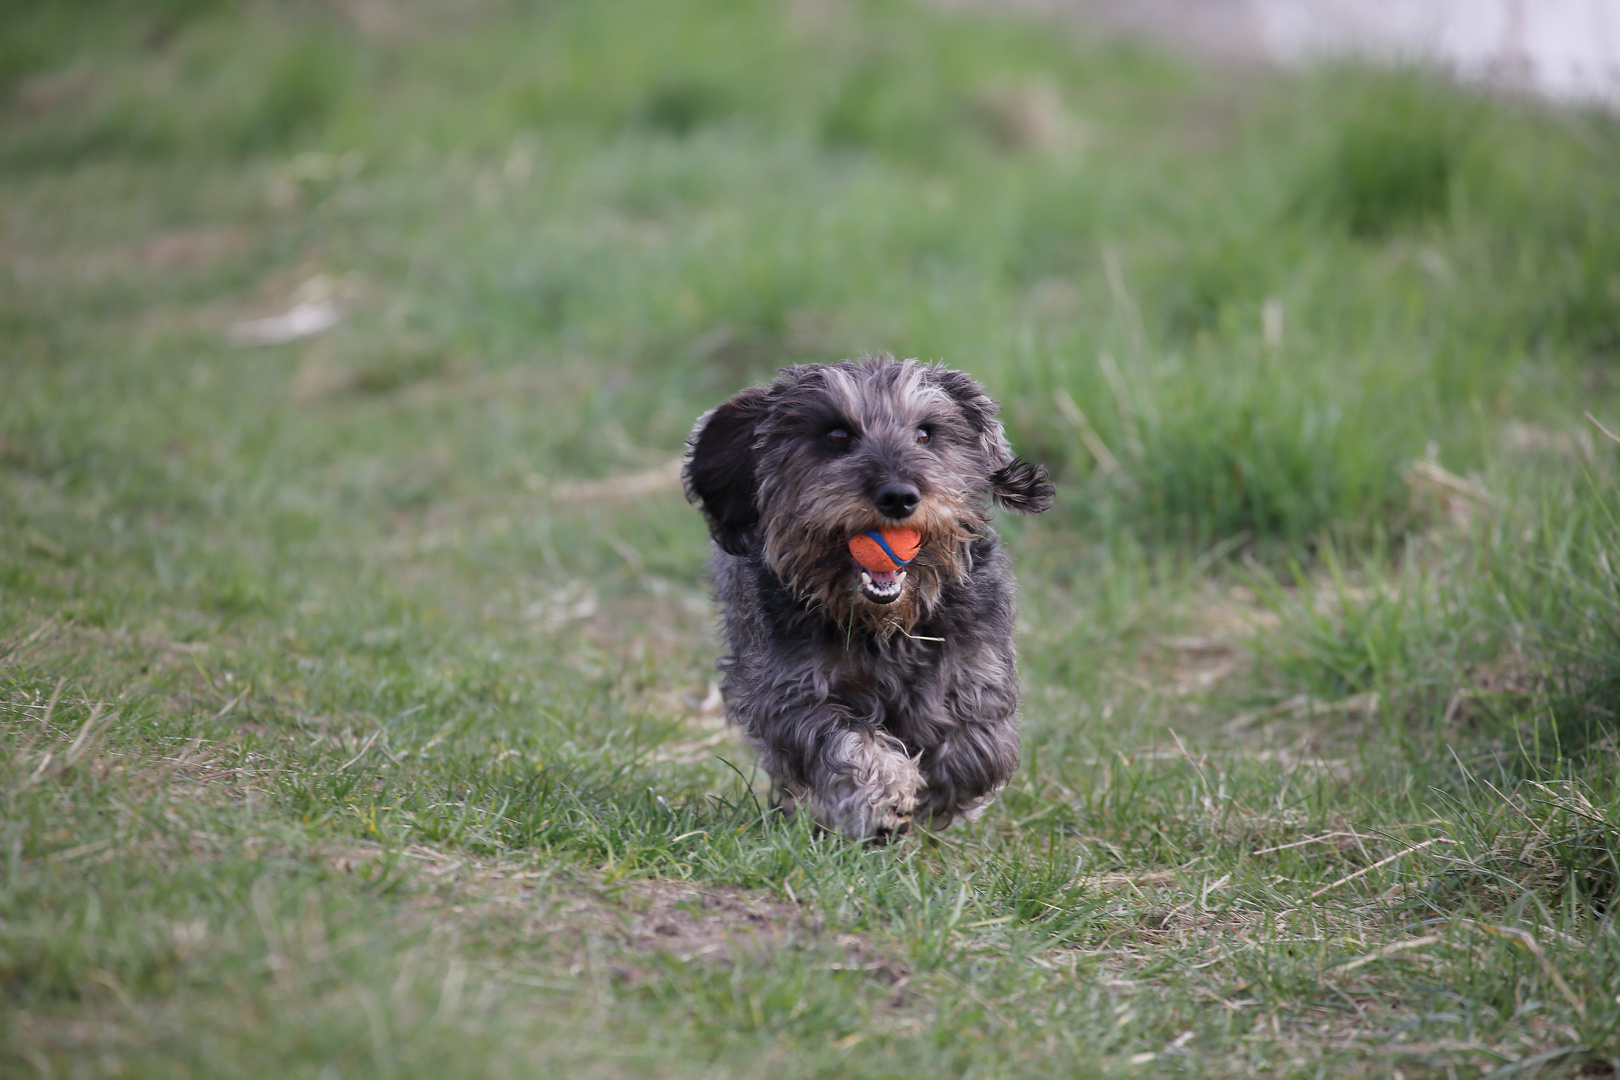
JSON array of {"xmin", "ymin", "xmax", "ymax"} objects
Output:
[{"xmin": 873, "ymin": 481, "xmax": 920, "ymax": 520}]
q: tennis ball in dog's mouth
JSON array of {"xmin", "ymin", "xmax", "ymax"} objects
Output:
[{"xmin": 848, "ymin": 528, "xmax": 922, "ymax": 573}]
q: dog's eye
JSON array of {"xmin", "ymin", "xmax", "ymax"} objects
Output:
[
  {"xmin": 826, "ymin": 428, "xmax": 852, "ymax": 448},
  {"xmin": 915, "ymin": 427, "xmax": 931, "ymax": 445}
]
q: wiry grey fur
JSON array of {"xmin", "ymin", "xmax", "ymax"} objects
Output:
[{"xmin": 684, "ymin": 356, "xmax": 1054, "ymax": 840}]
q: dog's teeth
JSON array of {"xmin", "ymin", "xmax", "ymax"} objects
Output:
[
  {"xmin": 860, "ymin": 571, "xmax": 872, "ymax": 586},
  {"xmin": 897, "ymin": 570, "xmax": 907, "ymax": 585}
]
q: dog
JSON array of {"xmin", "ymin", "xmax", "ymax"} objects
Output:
[{"xmin": 683, "ymin": 355, "xmax": 1054, "ymax": 840}]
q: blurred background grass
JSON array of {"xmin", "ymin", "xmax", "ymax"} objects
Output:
[
  {"xmin": 5, "ymin": 0, "xmax": 1617, "ymax": 547},
  {"xmin": 4, "ymin": 0, "xmax": 1620, "ymax": 1076}
]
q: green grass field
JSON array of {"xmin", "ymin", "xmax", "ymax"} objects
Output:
[{"xmin": 4, "ymin": 1, "xmax": 1620, "ymax": 1075}]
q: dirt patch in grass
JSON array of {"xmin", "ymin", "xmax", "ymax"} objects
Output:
[
  {"xmin": 614, "ymin": 879, "xmax": 825, "ymax": 964},
  {"xmin": 334, "ymin": 843, "xmax": 900, "ymax": 978}
]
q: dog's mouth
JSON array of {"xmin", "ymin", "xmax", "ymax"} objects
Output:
[
  {"xmin": 848, "ymin": 527, "xmax": 921, "ymax": 606},
  {"xmin": 857, "ymin": 567, "xmax": 906, "ymax": 605}
]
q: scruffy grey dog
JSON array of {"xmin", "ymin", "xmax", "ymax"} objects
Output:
[{"xmin": 683, "ymin": 355, "xmax": 1054, "ymax": 840}]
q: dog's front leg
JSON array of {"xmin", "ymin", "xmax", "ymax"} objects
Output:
[
  {"xmin": 754, "ymin": 708, "xmax": 923, "ymax": 840},
  {"xmin": 916, "ymin": 712, "xmax": 1021, "ymax": 831},
  {"xmin": 812, "ymin": 727, "xmax": 924, "ymax": 841}
]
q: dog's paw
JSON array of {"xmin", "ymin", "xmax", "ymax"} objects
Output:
[
  {"xmin": 817, "ymin": 730, "xmax": 924, "ymax": 841},
  {"xmin": 867, "ymin": 781, "xmax": 918, "ymax": 844}
]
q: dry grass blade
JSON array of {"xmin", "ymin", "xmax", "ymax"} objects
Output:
[
  {"xmin": 1053, "ymin": 387, "xmax": 1120, "ymax": 477},
  {"xmin": 1331, "ymin": 934, "xmax": 1442, "ymax": 973},
  {"xmin": 1406, "ymin": 459, "xmax": 1493, "ymax": 503},
  {"xmin": 337, "ymin": 728, "xmax": 384, "ymax": 772},
  {"xmin": 1461, "ymin": 921, "xmax": 1587, "ymax": 1021},
  {"xmin": 41, "ymin": 676, "xmax": 66, "ymax": 727},
  {"xmin": 47, "ymin": 837, "xmax": 118, "ymax": 863},
  {"xmin": 11, "ymin": 701, "xmax": 116, "ymax": 793},
  {"xmin": 1308, "ymin": 838, "xmax": 1448, "ymax": 900},
  {"xmin": 1224, "ymin": 691, "xmax": 1379, "ymax": 733},
  {"xmin": 651, "ymin": 728, "xmax": 734, "ymax": 765},
  {"xmin": 64, "ymin": 703, "xmax": 112, "ymax": 767},
  {"xmin": 214, "ymin": 686, "xmax": 251, "ymax": 721},
  {"xmin": 0, "ymin": 613, "xmax": 65, "ymax": 666},
  {"xmin": 24, "ymin": 751, "xmax": 55, "ymax": 786},
  {"xmin": 9, "ymin": 676, "xmax": 67, "ymax": 765},
  {"xmin": 1584, "ymin": 411, "xmax": 1620, "ymax": 446},
  {"xmin": 1477, "ymin": 774, "xmax": 1547, "ymax": 838},
  {"xmin": 1251, "ymin": 831, "xmax": 1363, "ymax": 855}
]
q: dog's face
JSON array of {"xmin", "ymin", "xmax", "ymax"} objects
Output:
[{"xmin": 685, "ymin": 357, "xmax": 1053, "ymax": 630}]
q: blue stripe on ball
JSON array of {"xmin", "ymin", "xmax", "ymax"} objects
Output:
[{"xmin": 860, "ymin": 530, "xmax": 914, "ymax": 566}]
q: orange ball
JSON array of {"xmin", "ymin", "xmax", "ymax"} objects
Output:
[{"xmin": 848, "ymin": 528, "xmax": 923, "ymax": 572}]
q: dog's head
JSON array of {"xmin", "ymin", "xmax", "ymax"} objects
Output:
[{"xmin": 685, "ymin": 356, "xmax": 1053, "ymax": 627}]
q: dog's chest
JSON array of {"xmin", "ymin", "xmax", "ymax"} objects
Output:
[{"xmin": 820, "ymin": 647, "xmax": 949, "ymax": 738}]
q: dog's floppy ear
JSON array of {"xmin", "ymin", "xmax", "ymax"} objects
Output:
[
  {"xmin": 987, "ymin": 457, "xmax": 1055, "ymax": 514},
  {"xmin": 684, "ymin": 385, "xmax": 770, "ymax": 555},
  {"xmin": 931, "ymin": 367, "xmax": 1056, "ymax": 515}
]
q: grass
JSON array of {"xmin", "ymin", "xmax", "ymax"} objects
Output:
[{"xmin": 3, "ymin": 0, "xmax": 1620, "ymax": 1075}]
